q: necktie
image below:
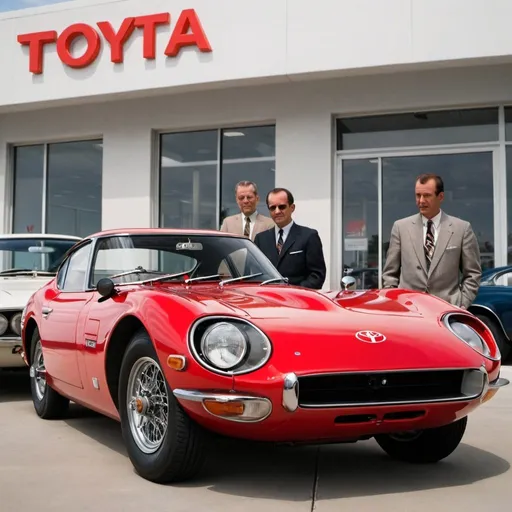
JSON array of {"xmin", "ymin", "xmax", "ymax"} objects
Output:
[
  {"xmin": 276, "ymin": 229, "xmax": 284, "ymax": 253},
  {"xmin": 244, "ymin": 216, "xmax": 251, "ymax": 237},
  {"xmin": 424, "ymin": 219, "xmax": 435, "ymax": 269}
]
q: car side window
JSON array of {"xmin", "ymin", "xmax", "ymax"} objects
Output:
[
  {"xmin": 494, "ymin": 271, "xmax": 512, "ymax": 286},
  {"xmin": 60, "ymin": 243, "xmax": 93, "ymax": 292},
  {"xmin": 56, "ymin": 258, "xmax": 70, "ymax": 289}
]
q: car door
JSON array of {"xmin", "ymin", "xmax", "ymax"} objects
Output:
[{"xmin": 39, "ymin": 241, "xmax": 94, "ymax": 389}]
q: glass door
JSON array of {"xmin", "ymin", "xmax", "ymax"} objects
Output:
[{"xmin": 339, "ymin": 150, "xmax": 499, "ymax": 289}]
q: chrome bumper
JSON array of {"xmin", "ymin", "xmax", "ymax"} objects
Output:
[
  {"xmin": 173, "ymin": 389, "xmax": 272, "ymax": 422},
  {"xmin": 489, "ymin": 377, "xmax": 510, "ymax": 389}
]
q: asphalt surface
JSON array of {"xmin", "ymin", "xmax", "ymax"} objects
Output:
[{"xmin": 0, "ymin": 365, "xmax": 511, "ymax": 512}]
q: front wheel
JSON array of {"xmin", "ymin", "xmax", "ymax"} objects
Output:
[
  {"xmin": 375, "ymin": 416, "xmax": 467, "ymax": 463},
  {"xmin": 29, "ymin": 329, "xmax": 69, "ymax": 419},
  {"xmin": 118, "ymin": 330, "xmax": 206, "ymax": 483},
  {"xmin": 474, "ymin": 313, "xmax": 511, "ymax": 361}
]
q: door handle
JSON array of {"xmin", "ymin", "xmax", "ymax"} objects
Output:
[{"xmin": 42, "ymin": 306, "xmax": 53, "ymax": 319}]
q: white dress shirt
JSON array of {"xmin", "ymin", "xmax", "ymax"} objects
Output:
[
  {"xmin": 422, "ymin": 210, "xmax": 442, "ymax": 245},
  {"xmin": 242, "ymin": 210, "xmax": 259, "ymax": 238},
  {"xmin": 275, "ymin": 220, "xmax": 294, "ymax": 244}
]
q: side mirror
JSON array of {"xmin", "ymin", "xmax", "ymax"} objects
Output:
[
  {"xmin": 340, "ymin": 275, "xmax": 357, "ymax": 291},
  {"xmin": 97, "ymin": 278, "xmax": 116, "ymax": 302}
]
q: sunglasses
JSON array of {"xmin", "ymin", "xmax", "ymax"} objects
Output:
[{"xmin": 268, "ymin": 204, "xmax": 288, "ymax": 212}]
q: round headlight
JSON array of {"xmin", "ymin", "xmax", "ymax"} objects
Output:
[
  {"xmin": 450, "ymin": 320, "xmax": 490, "ymax": 357},
  {"xmin": 10, "ymin": 312, "xmax": 22, "ymax": 336},
  {"xmin": 200, "ymin": 322, "xmax": 247, "ymax": 370},
  {"xmin": 0, "ymin": 314, "xmax": 7, "ymax": 336}
]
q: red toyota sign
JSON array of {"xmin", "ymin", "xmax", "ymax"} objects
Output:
[{"xmin": 17, "ymin": 9, "xmax": 212, "ymax": 75}]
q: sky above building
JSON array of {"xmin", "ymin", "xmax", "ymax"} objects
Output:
[{"xmin": 0, "ymin": 0, "xmax": 69, "ymax": 12}]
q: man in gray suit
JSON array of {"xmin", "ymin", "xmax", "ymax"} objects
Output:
[
  {"xmin": 382, "ymin": 173, "xmax": 482, "ymax": 309},
  {"xmin": 220, "ymin": 180, "xmax": 274, "ymax": 241}
]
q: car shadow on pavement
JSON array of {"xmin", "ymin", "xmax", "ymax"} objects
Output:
[{"xmin": 0, "ymin": 369, "xmax": 30, "ymax": 403}]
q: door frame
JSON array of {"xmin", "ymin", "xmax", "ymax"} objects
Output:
[{"xmin": 334, "ymin": 144, "xmax": 504, "ymax": 290}]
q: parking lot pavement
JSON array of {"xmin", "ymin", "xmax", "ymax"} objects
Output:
[{"xmin": 0, "ymin": 366, "xmax": 511, "ymax": 512}]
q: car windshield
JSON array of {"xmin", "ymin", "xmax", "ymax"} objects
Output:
[
  {"xmin": 0, "ymin": 237, "xmax": 78, "ymax": 274},
  {"xmin": 91, "ymin": 234, "xmax": 283, "ymax": 286}
]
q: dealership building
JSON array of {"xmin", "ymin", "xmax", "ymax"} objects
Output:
[{"xmin": 1, "ymin": 0, "xmax": 512, "ymax": 289}]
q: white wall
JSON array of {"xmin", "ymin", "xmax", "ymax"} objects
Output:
[
  {"xmin": 3, "ymin": 63, "xmax": 512, "ymax": 289},
  {"xmin": 2, "ymin": 0, "xmax": 512, "ymax": 110}
]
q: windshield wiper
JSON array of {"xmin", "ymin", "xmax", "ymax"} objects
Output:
[
  {"xmin": 109, "ymin": 266, "xmax": 168, "ymax": 279},
  {"xmin": 219, "ymin": 272, "xmax": 263, "ymax": 287},
  {"xmin": 0, "ymin": 268, "xmax": 54, "ymax": 276},
  {"xmin": 184, "ymin": 274, "xmax": 221, "ymax": 284},
  {"xmin": 260, "ymin": 277, "xmax": 289, "ymax": 286},
  {"xmin": 140, "ymin": 270, "xmax": 193, "ymax": 284}
]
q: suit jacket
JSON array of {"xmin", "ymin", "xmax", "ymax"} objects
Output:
[
  {"xmin": 382, "ymin": 212, "xmax": 482, "ymax": 309},
  {"xmin": 220, "ymin": 213, "xmax": 274, "ymax": 241},
  {"xmin": 254, "ymin": 223, "xmax": 326, "ymax": 289}
]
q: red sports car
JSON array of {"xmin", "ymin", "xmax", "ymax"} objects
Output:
[{"xmin": 20, "ymin": 228, "xmax": 509, "ymax": 484}]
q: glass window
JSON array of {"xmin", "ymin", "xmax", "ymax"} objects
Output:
[
  {"xmin": 61, "ymin": 242, "xmax": 93, "ymax": 292},
  {"xmin": 12, "ymin": 140, "xmax": 103, "ymax": 238},
  {"xmin": 159, "ymin": 126, "xmax": 276, "ymax": 230},
  {"xmin": 341, "ymin": 159, "xmax": 379, "ymax": 289},
  {"xmin": 337, "ymin": 108, "xmax": 499, "ymax": 150},
  {"xmin": 220, "ymin": 126, "xmax": 276, "ymax": 223},
  {"xmin": 382, "ymin": 152, "xmax": 495, "ymax": 271},
  {"xmin": 47, "ymin": 141, "xmax": 103, "ymax": 238},
  {"xmin": 159, "ymin": 130, "xmax": 218, "ymax": 230},
  {"xmin": 12, "ymin": 145, "xmax": 44, "ymax": 234},
  {"xmin": 507, "ymin": 146, "xmax": 512, "ymax": 264},
  {"xmin": 505, "ymin": 107, "xmax": 512, "ymax": 141}
]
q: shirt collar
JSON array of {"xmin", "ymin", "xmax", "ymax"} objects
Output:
[
  {"xmin": 422, "ymin": 210, "xmax": 442, "ymax": 229},
  {"xmin": 276, "ymin": 220, "xmax": 294, "ymax": 236},
  {"xmin": 243, "ymin": 210, "xmax": 259, "ymax": 223}
]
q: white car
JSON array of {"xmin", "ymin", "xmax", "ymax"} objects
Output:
[{"xmin": 0, "ymin": 233, "xmax": 81, "ymax": 369}]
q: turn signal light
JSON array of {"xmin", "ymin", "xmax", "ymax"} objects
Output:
[
  {"xmin": 167, "ymin": 355, "xmax": 186, "ymax": 371},
  {"xmin": 203, "ymin": 400, "xmax": 245, "ymax": 417},
  {"xmin": 482, "ymin": 388, "xmax": 499, "ymax": 404}
]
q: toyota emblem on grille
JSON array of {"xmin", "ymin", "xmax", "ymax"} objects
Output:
[{"xmin": 356, "ymin": 331, "xmax": 386, "ymax": 343}]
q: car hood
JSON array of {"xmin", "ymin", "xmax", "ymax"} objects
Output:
[
  {"xmin": 163, "ymin": 285, "xmax": 482, "ymax": 373},
  {"xmin": 0, "ymin": 276, "xmax": 52, "ymax": 309}
]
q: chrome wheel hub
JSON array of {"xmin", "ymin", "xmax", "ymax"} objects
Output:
[
  {"xmin": 32, "ymin": 341, "xmax": 47, "ymax": 401},
  {"xmin": 127, "ymin": 357, "xmax": 169, "ymax": 454}
]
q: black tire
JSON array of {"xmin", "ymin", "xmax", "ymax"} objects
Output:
[
  {"xmin": 375, "ymin": 416, "xmax": 468, "ymax": 463},
  {"xmin": 30, "ymin": 329, "xmax": 69, "ymax": 419},
  {"xmin": 475, "ymin": 313, "xmax": 511, "ymax": 361},
  {"xmin": 118, "ymin": 329, "xmax": 206, "ymax": 484}
]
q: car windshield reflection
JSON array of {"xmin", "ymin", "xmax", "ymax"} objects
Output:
[
  {"xmin": 0, "ymin": 237, "xmax": 79, "ymax": 274},
  {"xmin": 91, "ymin": 234, "xmax": 283, "ymax": 287}
]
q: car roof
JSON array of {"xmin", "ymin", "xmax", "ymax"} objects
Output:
[
  {"xmin": 0, "ymin": 233, "xmax": 82, "ymax": 240},
  {"xmin": 85, "ymin": 228, "xmax": 243, "ymax": 239}
]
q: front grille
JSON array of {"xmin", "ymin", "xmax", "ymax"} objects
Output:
[{"xmin": 298, "ymin": 369, "xmax": 476, "ymax": 408}]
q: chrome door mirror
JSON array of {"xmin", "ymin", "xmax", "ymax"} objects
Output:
[{"xmin": 340, "ymin": 275, "xmax": 357, "ymax": 291}]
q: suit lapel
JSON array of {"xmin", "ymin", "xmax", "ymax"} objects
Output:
[
  {"xmin": 263, "ymin": 229, "xmax": 279, "ymax": 266},
  {"xmin": 232, "ymin": 214, "xmax": 242, "ymax": 235},
  {"xmin": 278, "ymin": 223, "xmax": 297, "ymax": 264},
  {"xmin": 409, "ymin": 214, "xmax": 428, "ymax": 274},
  {"xmin": 427, "ymin": 213, "xmax": 453, "ymax": 276}
]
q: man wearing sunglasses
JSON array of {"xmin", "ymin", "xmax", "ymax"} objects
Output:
[{"xmin": 254, "ymin": 187, "xmax": 326, "ymax": 289}]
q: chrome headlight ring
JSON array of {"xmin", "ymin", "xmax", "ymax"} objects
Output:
[
  {"xmin": 442, "ymin": 312, "xmax": 495, "ymax": 360},
  {"xmin": 189, "ymin": 316, "xmax": 272, "ymax": 376}
]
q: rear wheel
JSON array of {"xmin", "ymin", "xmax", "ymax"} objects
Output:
[
  {"xmin": 375, "ymin": 416, "xmax": 467, "ymax": 463},
  {"xmin": 30, "ymin": 329, "xmax": 69, "ymax": 419},
  {"xmin": 118, "ymin": 330, "xmax": 206, "ymax": 483},
  {"xmin": 474, "ymin": 313, "xmax": 511, "ymax": 361}
]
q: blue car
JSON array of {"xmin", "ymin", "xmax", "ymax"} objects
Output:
[{"xmin": 469, "ymin": 265, "xmax": 512, "ymax": 361}]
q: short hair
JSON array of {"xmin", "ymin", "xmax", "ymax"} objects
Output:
[
  {"xmin": 266, "ymin": 187, "xmax": 294, "ymax": 207},
  {"xmin": 416, "ymin": 173, "xmax": 444, "ymax": 195},
  {"xmin": 235, "ymin": 180, "xmax": 258, "ymax": 195}
]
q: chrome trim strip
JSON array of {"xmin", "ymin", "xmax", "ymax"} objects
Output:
[
  {"xmin": 296, "ymin": 366, "xmax": 481, "ymax": 379},
  {"xmin": 282, "ymin": 372, "xmax": 299, "ymax": 412},
  {"xmin": 489, "ymin": 377, "xmax": 510, "ymax": 389},
  {"xmin": 0, "ymin": 337, "xmax": 21, "ymax": 343}
]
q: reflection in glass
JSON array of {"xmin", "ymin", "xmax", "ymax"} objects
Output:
[
  {"xmin": 342, "ymin": 159, "xmax": 379, "ymax": 289},
  {"xmin": 220, "ymin": 126, "xmax": 276, "ymax": 223},
  {"xmin": 382, "ymin": 152, "xmax": 494, "ymax": 271},
  {"xmin": 47, "ymin": 140, "xmax": 103, "ymax": 237},
  {"xmin": 505, "ymin": 107, "xmax": 512, "ymax": 141},
  {"xmin": 337, "ymin": 108, "xmax": 499, "ymax": 150},
  {"xmin": 13, "ymin": 145, "xmax": 44, "ymax": 234},
  {"xmin": 507, "ymin": 147, "xmax": 512, "ymax": 264},
  {"xmin": 159, "ymin": 130, "xmax": 218, "ymax": 229}
]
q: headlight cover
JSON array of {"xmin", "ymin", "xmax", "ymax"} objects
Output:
[
  {"xmin": 0, "ymin": 314, "xmax": 7, "ymax": 336},
  {"xmin": 190, "ymin": 317, "xmax": 272, "ymax": 375},
  {"xmin": 443, "ymin": 313, "xmax": 492, "ymax": 358}
]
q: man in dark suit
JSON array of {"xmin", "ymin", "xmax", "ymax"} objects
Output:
[{"xmin": 254, "ymin": 187, "xmax": 326, "ymax": 289}]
